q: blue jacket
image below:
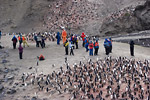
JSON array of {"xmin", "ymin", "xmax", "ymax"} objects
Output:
[
  {"xmin": 34, "ymin": 35, "xmax": 37, "ymax": 41},
  {"xmin": 104, "ymin": 42, "xmax": 110, "ymax": 47},
  {"xmin": 108, "ymin": 40, "xmax": 112, "ymax": 46},
  {"xmin": 104, "ymin": 39, "xmax": 110, "ymax": 48},
  {"xmin": 56, "ymin": 32, "xmax": 61, "ymax": 40}
]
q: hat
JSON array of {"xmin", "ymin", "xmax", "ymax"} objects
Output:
[{"xmin": 105, "ymin": 38, "xmax": 108, "ymax": 41}]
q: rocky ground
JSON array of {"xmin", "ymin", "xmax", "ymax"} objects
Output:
[{"xmin": 0, "ymin": 35, "xmax": 150, "ymax": 100}]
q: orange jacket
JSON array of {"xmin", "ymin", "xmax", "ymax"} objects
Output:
[
  {"xmin": 22, "ymin": 36, "xmax": 26, "ymax": 41},
  {"xmin": 18, "ymin": 36, "xmax": 21, "ymax": 41},
  {"xmin": 62, "ymin": 30, "xmax": 67, "ymax": 37},
  {"xmin": 94, "ymin": 42, "xmax": 99, "ymax": 46}
]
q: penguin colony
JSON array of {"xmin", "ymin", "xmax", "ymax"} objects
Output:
[{"xmin": 21, "ymin": 57, "xmax": 150, "ymax": 100}]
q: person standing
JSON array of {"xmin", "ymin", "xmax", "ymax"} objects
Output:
[
  {"xmin": 69, "ymin": 41, "xmax": 74, "ymax": 55},
  {"xmin": 0, "ymin": 30, "xmax": 1, "ymax": 39},
  {"xmin": 88, "ymin": 41, "xmax": 94, "ymax": 56},
  {"xmin": 18, "ymin": 35, "xmax": 23, "ymax": 45},
  {"xmin": 18, "ymin": 44, "xmax": 23, "ymax": 59},
  {"xmin": 56, "ymin": 32, "xmax": 61, "ymax": 45},
  {"xmin": 74, "ymin": 35, "xmax": 78, "ymax": 49},
  {"xmin": 22, "ymin": 35, "xmax": 29, "ymax": 48},
  {"xmin": 130, "ymin": 40, "xmax": 134, "ymax": 56},
  {"xmin": 64, "ymin": 39, "xmax": 69, "ymax": 55},
  {"xmin": 94, "ymin": 39, "xmax": 99, "ymax": 55},
  {"xmin": 12, "ymin": 35, "xmax": 18, "ymax": 49},
  {"xmin": 34, "ymin": 34, "xmax": 38, "ymax": 47},
  {"xmin": 104, "ymin": 38, "xmax": 110, "ymax": 55},
  {"xmin": 37, "ymin": 33, "xmax": 42, "ymax": 47},
  {"xmin": 41, "ymin": 35, "xmax": 46, "ymax": 48},
  {"xmin": 85, "ymin": 38, "xmax": 89, "ymax": 52},
  {"xmin": 81, "ymin": 33, "xmax": 85, "ymax": 47},
  {"xmin": 108, "ymin": 37, "xmax": 112, "ymax": 53},
  {"xmin": 62, "ymin": 29, "xmax": 67, "ymax": 44}
]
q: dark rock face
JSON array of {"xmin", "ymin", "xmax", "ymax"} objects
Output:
[
  {"xmin": 135, "ymin": 1, "xmax": 150, "ymax": 30},
  {"xmin": 100, "ymin": 0, "xmax": 150, "ymax": 36}
]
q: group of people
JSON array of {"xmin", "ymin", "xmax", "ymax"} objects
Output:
[
  {"xmin": 62, "ymin": 30, "xmax": 79, "ymax": 56},
  {"xmin": 26, "ymin": 32, "xmax": 56, "ymax": 42},
  {"xmin": 11, "ymin": 32, "xmax": 52, "ymax": 59},
  {"xmin": 62, "ymin": 31, "xmax": 100, "ymax": 56},
  {"xmin": 9, "ymin": 28, "xmax": 135, "ymax": 60},
  {"xmin": 11, "ymin": 34, "xmax": 29, "ymax": 59},
  {"xmin": 34, "ymin": 33, "xmax": 46, "ymax": 48},
  {"xmin": 81, "ymin": 32, "xmax": 100, "ymax": 56},
  {"xmin": 59, "ymin": 30, "xmax": 135, "ymax": 57}
]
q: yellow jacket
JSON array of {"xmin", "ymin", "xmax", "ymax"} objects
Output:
[{"xmin": 65, "ymin": 42, "xmax": 69, "ymax": 47}]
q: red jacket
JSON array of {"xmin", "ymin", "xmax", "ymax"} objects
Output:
[
  {"xmin": 81, "ymin": 33, "xmax": 85, "ymax": 41},
  {"xmin": 89, "ymin": 43, "xmax": 94, "ymax": 49}
]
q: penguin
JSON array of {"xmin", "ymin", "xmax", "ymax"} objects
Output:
[
  {"xmin": 57, "ymin": 90, "xmax": 62, "ymax": 95},
  {"xmin": 73, "ymin": 91, "xmax": 76, "ymax": 99},
  {"xmin": 46, "ymin": 87, "xmax": 49, "ymax": 92},
  {"xmin": 65, "ymin": 57, "xmax": 67, "ymax": 63},
  {"xmin": 37, "ymin": 61, "xmax": 39, "ymax": 66}
]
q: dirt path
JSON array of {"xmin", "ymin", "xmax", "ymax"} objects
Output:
[{"xmin": 0, "ymin": 35, "xmax": 150, "ymax": 100}]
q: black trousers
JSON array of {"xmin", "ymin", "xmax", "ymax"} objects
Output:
[
  {"xmin": 19, "ymin": 41, "xmax": 22, "ymax": 45},
  {"xmin": 105, "ymin": 47, "xmax": 110, "ymax": 55},
  {"xmin": 82, "ymin": 41, "xmax": 85, "ymax": 47},
  {"xmin": 36, "ymin": 41, "xmax": 38, "ymax": 47},
  {"xmin": 110, "ymin": 45, "xmax": 112, "ymax": 53},
  {"xmin": 37, "ymin": 41, "xmax": 42, "ymax": 47},
  {"xmin": 130, "ymin": 47, "xmax": 134, "ymax": 56},
  {"xmin": 70, "ymin": 48, "xmax": 74, "ymax": 55},
  {"xmin": 19, "ymin": 52, "xmax": 23, "ymax": 59},
  {"xmin": 37, "ymin": 41, "xmax": 40, "ymax": 47},
  {"xmin": 75, "ymin": 42, "xmax": 78, "ymax": 49},
  {"xmin": 13, "ymin": 43, "xmax": 16, "ymax": 49},
  {"xmin": 94, "ymin": 48, "xmax": 99, "ymax": 55},
  {"xmin": 41, "ymin": 42, "xmax": 45, "ymax": 48},
  {"xmin": 65, "ymin": 47, "xmax": 68, "ymax": 55}
]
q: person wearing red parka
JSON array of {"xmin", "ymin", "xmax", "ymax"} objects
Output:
[
  {"xmin": 81, "ymin": 33, "xmax": 85, "ymax": 47},
  {"xmin": 88, "ymin": 41, "xmax": 94, "ymax": 56}
]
